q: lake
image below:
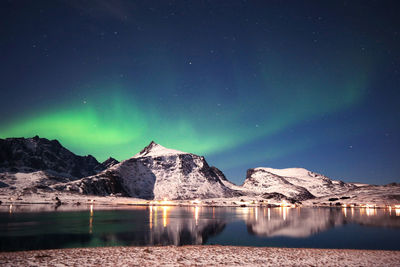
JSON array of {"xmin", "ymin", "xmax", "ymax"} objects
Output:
[{"xmin": 0, "ymin": 205, "xmax": 399, "ymax": 251}]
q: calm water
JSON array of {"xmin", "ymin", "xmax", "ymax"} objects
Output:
[{"xmin": 0, "ymin": 205, "xmax": 399, "ymax": 251}]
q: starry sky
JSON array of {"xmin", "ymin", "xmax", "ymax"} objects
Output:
[{"xmin": 1, "ymin": 0, "xmax": 400, "ymax": 185}]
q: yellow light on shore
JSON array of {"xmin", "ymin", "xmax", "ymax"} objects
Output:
[
  {"xmin": 280, "ymin": 200, "xmax": 290, "ymax": 207},
  {"xmin": 160, "ymin": 198, "xmax": 172, "ymax": 205},
  {"xmin": 191, "ymin": 199, "xmax": 202, "ymax": 205}
]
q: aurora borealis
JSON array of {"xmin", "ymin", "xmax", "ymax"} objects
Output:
[{"xmin": 1, "ymin": 1, "xmax": 400, "ymax": 184}]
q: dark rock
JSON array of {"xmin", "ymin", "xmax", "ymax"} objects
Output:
[{"xmin": 0, "ymin": 136, "xmax": 112, "ymax": 179}]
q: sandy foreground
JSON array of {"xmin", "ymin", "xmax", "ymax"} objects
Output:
[{"xmin": 0, "ymin": 246, "xmax": 399, "ymax": 267}]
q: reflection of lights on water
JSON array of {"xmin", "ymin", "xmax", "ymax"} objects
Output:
[
  {"xmin": 267, "ymin": 208, "xmax": 270, "ymax": 221},
  {"xmin": 240, "ymin": 207, "xmax": 250, "ymax": 216},
  {"xmin": 89, "ymin": 204, "xmax": 94, "ymax": 234},
  {"xmin": 342, "ymin": 207, "xmax": 347, "ymax": 217},
  {"xmin": 89, "ymin": 217, "xmax": 93, "ymax": 234},
  {"xmin": 365, "ymin": 207, "xmax": 376, "ymax": 216},
  {"xmin": 351, "ymin": 207, "xmax": 354, "ymax": 216},
  {"xmin": 163, "ymin": 206, "xmax": 169, "ymax": 227},
  {"xmin": 194, "ymin": 206, "xmax": 199, "ymax": 225},
  {"xmin": 149, "ymin": 206, "xmax": 153, "ymax": 229},
  {"xmin": 154, "ymin": 207, "xmax": 158, "ymax": 227},
  {"xmin": 279, "ymin": 207, "xmax": 288, "ymax": 221},
  {"xmin": 255, "ymin": 207, "xmax": 258, "ymax": 221},
  {"xmin": 396, "ymin": 209, "xmax": 400, "ymax": 217},
  {"xmin": 212, "ymin": 207, "xmax": 215, "ymax": 219},
  {"xmin": 283, "ymin": 207, "xmax": 287, "ymax": 221},
  {"xmin": 9, "ymin": 204, "xmax": 13, "ymax": 214}
]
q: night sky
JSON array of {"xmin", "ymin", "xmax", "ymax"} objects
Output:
[{"xmin": 1, "ymin": 1, "xmax": 400, "ymax": 185}]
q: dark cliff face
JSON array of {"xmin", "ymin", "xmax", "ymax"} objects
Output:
[
  {"xmin": 0, "ymin": 136, "xmax": 108, "ymax": 179},
  {"xmin": 101, "ymin": 157, "xmax": 119, "ymax": 169},
  {"xmin": 210, "ymin": 166, "xmax": 229, "ymax": 181}
]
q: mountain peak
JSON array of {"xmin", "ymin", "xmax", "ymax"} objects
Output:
[
  {"xmin": 134, "ymin": 141, "xmax": 186, "ymax": 158},
  {"xmin": 102, "ymin": 157, "xmax": 119, "ymax": 168},
  {"xmin": 258, "ymin": 167, "xmax": 311, "ymax": 177}
]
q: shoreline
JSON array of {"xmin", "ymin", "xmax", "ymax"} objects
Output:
[
  {"xmin": 1, "ymin": 192, "xmax": 398, "ymax": 210},
  {"xmin": 1, "ymin": 245, "xmax": 399, "ymax": 266}
]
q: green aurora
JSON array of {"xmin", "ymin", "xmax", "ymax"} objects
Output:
[{"xmin": 0, "ymin": 67, "xmax": 367, "ymax": 163}]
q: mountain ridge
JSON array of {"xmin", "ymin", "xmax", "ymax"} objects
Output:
[{"xmin": 0, "ymin": 136, "xmax": 393, "ymax": 202}]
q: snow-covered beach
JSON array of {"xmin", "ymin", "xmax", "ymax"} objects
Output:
[{"xmin": 1, "ymin": 245, "xmax": 399, "ymax": 267}]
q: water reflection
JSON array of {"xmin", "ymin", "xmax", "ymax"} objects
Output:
[
  {"xmin": 244, "ymin": 207, "xmax": 400, "ymax": 238},
  {"xmin": 89, "ymin": 204, "xmax": 94, "ymax": 234},
  {"xmin": 113, "ymin": 206, "xmax": 224, "ymax": 247},
  {"xmin": 0, "ymin": 205, "xmax": 399, "ymax": 251}
]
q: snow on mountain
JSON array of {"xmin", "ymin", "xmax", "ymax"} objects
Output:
[
  {"xmin": 302, "ymin": 183, "xmax": 400, "ymax": 206},
  {"xmin": 260, "ymin": 167, "xmax": 357, "ymax": 197},
  {"xmin": 59, "ymin": 141, "xmax": 241, "ymax": 200},
  {"xmin": 0, "ymin": 136, "xmax": 110, "ymax": 179},
  {"xmin": 1, "ymin": 136, "xmax": 395, "ymax": 203},
  {"xmin": 242, "ymin": 168, "xmax": 314, "ymax": 201},
  {"xmin": 133, "ymin": 141, "xmax": 186, "ymax": 158}
]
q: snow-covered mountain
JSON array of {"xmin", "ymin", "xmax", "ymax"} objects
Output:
[
  {"xmin": 58, "ymin": 141, "xmax": 241, "ymax": 200},
  {"xmin": 1, "ymin": 136, "xmax": 396, "ymax": 203},
  {"xmin": 242, "ymin": 168, "xmax": 315, "ymax": 201},
  {"xmin": 237, "ymin": 167, "xmax": 358, "ymax": 201},
  {"xmin": 258, "ymin": 167, "xmax": 356, "ymax": 197},
  {"xmin": 0, "ymin": 136, "xmax": 110, "ymax": 179}
]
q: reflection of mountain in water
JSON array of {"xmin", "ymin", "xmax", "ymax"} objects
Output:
[
  {"xmin": 1, "ymin": 206, "xmax": 399, "ymax": 251},
  {"xmin": 244, "ymin": 207, "xmax": 400, "ymax": 238},
  {"xmin": 101, "ymin": 207, "xmax": 226, "ymax": 246}
]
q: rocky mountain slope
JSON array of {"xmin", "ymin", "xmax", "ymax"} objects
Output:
[
  {"xmin": 302, "ymin": 183, "xmax": 400, "ymax": 206},
  {"xmin": 0, "ymin": 136, "xmax": 111, "ymax": 179},
  {"xmin": 258, "ymin": 167, "xmax": 357, "ymax": 197},
  {"xmin": 232, "ymin": 167, "xmax": 357, "ymax": 201},
  {"xmin": 1, "ymin": 136, "xmax": 397, "ymax": 203},
  {"xmin": 57, "ymin": 142, "xmax": 241, "ymax": 200},
  {"xmin": 241, "ymin": 168, "xmax": 315, "ymax": 201}
]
